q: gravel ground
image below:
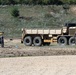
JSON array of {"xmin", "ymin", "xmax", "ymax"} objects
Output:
[
  {"xmin": 0, "ymin": 39, "xmax": 76, "ymax": 57},
  {"xmin": 0, "ymin": 39, "xmax": 76, "ymax": 75},
  {"xmin": 0, "ymin": 56, "xmax": 76, "ymax": 75}
]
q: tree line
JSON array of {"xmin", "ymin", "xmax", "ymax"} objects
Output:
[{"xmin": 0, "ymin": 0, "xmax": 76, "ymax": 5}]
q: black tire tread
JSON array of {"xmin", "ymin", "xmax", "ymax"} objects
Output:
[
  {"xmin": 33, "ymin": 36, "xmax": 42, "ymax": 46},
  {"xmin": 57, "ymin": 36, "xmax": 67, "ymax": 45},
  {"xmin": 23, "ymin": 36, "xmax": 32, "ymax": 46}
]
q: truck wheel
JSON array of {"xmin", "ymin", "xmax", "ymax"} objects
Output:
[
  {"xmin": 33, "ymin": 36, "xmax": 42, "ymax": 46},
  {"xmin": 57, "ymin": 36, "xmax": 67, "ymax": 45},
  {"xmin": 69, "ymin": 37, "xmax": 75, "ymax": 45},
  {"xmin": 23, "ymin": 36, "xmax": 32, "ymax": 46}
]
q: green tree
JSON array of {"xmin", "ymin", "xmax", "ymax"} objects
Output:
[
  {"xmin": 42, "ymin": 0, "xmax": 49, "ymax": 4},
  {"xmin": 19, "ymin": 0, "xmax": 25, "ymax": 4},
  {"xmin": 0, "ymin": 0, "xmax": 7, "ymax": 5},
  {"xmin": 69, "ymin": 0, "xmax": 76, "ymax": 4},
  {"xmin": 60, "ymin": 0, "xmax": 71, "ymax": 4},
  {"xmin": 31, "ymin": 0, "xmax": 42, "ymax": 5},
  {"xmin": 8, "ymin": 0, "xmax": 16, "ymax": 5}
]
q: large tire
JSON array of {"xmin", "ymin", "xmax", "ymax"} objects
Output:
[
  {"xmin": 33, "ymin": 36, "xmax": 42, "ymax": 46},
  {"xmin": 57, "ymin": 36, "xmax": 67, "ymax": 45},
  {"xmin": 69, "ymin": 37, "xmax": 76, "ymax": 45},
  {"xmin": 23, "ymin": 36, "xmax": 32, "ymax": 46}
]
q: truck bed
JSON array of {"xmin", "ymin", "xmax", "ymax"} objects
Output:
[{"xmin": 24, "ymin": 29, "xmax": 62, "ymax": 35}]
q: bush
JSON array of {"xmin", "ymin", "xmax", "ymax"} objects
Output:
[
  {"xmin": 63, "ymin": 4, "xmax": 70, "ymax": 9},
  {"xmin": 11, "ymin": 8, "xmax": 19, "ymax": 17},
  {"xmin": 1, "ymin": 0, "xmax": 76, "ymax": 5},
  {"xmin": 45, "ymin": 13, "xmax": 53, "ymax": 18},
  {"xmin": 42, "ymin": 0, "xmax": 49, "ymax": 5}
]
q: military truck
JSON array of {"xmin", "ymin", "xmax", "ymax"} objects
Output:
[{"xmin": 21, "ymin": 23, "xmax": 76, "ymax": 46}]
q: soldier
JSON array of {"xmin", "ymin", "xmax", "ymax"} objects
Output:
[
  {"xmin": 0, "ymin": 32, "xmax": 4, "ymax": 47},
  {"xmin": 1, "ymin": 36, "xmax": 4, "ymax": 47},
  {"xmin": 74, "ymin": 32, "xmax": 76, "ymax": 45}
]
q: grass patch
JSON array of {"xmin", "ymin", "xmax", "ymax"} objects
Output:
[{"xmin": 0, "ymin": 5, "xmax": 76, "ymax": 38}]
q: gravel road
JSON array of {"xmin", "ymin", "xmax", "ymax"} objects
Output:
[{"xmin": 0, "ymin": 56, "xmax": 76, "ymax": 75}]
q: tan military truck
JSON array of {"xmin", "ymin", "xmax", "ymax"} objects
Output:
[{"xmin": 21, "ymin": 23, "xmax": 76, "ymax": 46}]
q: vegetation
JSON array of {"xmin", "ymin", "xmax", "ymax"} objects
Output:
[
  {"xmin": 11, "ymin": 7, "xmax": 19, "ymax": 17},
  {"xmin": 0, "ymin": 0, "xmax": 76, "ymax": 5},
  {"xmin": 0, "ymin": 5, "xmax": 76, "ymax": 38},
  {"xmin": 0, "ymin": 0, "xmax": 76, "ymax": 38}
]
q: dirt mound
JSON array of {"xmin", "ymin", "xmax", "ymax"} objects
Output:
[{"xmin": 0, "ymin": 39, "xmax": 76, "ymax": 57}]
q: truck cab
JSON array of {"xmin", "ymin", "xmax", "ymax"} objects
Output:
[{"xmin": 57, "ymin": 23, "xmax": 76, "ymax": 45}]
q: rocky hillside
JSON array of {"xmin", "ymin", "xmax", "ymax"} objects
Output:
[{"xmin": 0, "ymin": 5, "xmax": 76, "ymax": 38}]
